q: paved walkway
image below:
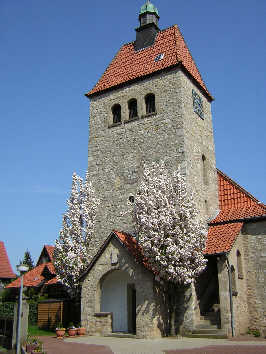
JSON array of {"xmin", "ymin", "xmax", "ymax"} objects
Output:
[
  {"xmin": 64, "ymin": 335, "xmax": 266, "ymax": 354},
  {"xmin": 37, "ymin": 335, "xmax": 266, "ymax": 354},
  {"xmin": 37, "ymin": 336, "xmax": 112, "ymax": 354}
]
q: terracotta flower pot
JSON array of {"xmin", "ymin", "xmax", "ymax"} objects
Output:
[
  {"xmin": 56, "ymin": 328, "xmax": 66, "ymax": 339},
  {"xmin": 68, "ymin": 328, "xmax": 77, "ymax": 337},
  {"xmin": 77, "ymin": 327, "xmax": 86, "ymax": 336},
  {"xmin": 26, "ymin": 343, "xmax": 38, "ymax": 353}
]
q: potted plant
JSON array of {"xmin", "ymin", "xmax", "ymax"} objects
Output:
[
  {"xmin": 30, "ymin": 339, "xmax": 44, "ymax": 353},
  {"xmin": 55, "ymin": 322, "xmax": 66, "ymax": 339},
  {"xmin": 76, "ymin": 323, "xmax": 86, "ymax": 336},
  {"xmin": 67, "ymin": 322, "xmax": 77, "ymax": 337},
  {"xmin": 25, "ymin": 335, "xmax": 39, "ymax": 353}
]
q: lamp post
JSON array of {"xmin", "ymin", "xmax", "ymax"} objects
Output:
[{"xmin": 16, "ymin": 264, "xmax": 29, "ymax": 354}]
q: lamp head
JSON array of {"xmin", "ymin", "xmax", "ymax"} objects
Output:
[{"xmin": 17, "ymin": 264, "xmax": 29, "ymax": 274}]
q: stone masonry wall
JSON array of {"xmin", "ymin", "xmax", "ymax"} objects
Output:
[
  {"xmin": 228, "ymin": 235, "xmax": 249, "ymax": 335},
  {"xmin": 180, "ymin": 71, "xmax": 219, "ymax": 221},
  {"xmin": 242, "ymin": 220, "xmax": 266, "ymax": 335},
  {"xmin": 87, "ymin": 68, "xmax": 218, "ymax": 259},
  {"xmin": 217, "ymin": 222, "xmax": 266, "ymax": 337},
  {"xmin": 217, "ymin": 255, "xmax": 231, "ymax": 336}
]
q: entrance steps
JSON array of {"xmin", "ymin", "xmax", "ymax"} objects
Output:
[
  {"xmin": 185, "ymin": 332, "xmax": 227, "ymax": 339},
  {"xmin": 104, "ymin": 332, "xmax": 137, "ymax": 339},
  {"xmin": 189, "ymin": 306, "xmax": 227, "ymax": 339}
]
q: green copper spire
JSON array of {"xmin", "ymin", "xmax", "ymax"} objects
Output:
[{"xmin": 140, "ymin": 0, "xmax": 159, "ymax": 17}]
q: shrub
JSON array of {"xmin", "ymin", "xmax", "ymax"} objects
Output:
[
  {"xmin": 0, "ymin": 302, "xmax": 15, "ymax": 320},
  {"xmin": 28, "ymin": 302, "xmax": 38, "ymax": 325},
  {"xmin": 247, "ymin": 327, "xmax": 261, "ymax": 337}
]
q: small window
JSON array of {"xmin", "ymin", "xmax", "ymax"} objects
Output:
[
  {"xmin": 128, "ymin": 99, "xmax": 138, "ymax": 119},
  {"xmin": 145, "ymin": 93, "xmax": 156, "ymax": 114},
  {"xmin": 112, "ymin": 104, "xmax": 121, "ymax": 124},
  {"xmin": 192, "ymin": 89, "xmax": 204, "ymax": 119},
  {"xmin": 204, "ymin": 200, "xmax": 208, "ymax": 214},
  {"xmin": 129, "ymin": 196, "xmax": 135, "ymax": 203},
  {"xmin": 154, "ymin": 53, "xmax": 164, "ymax": 62},
  {"xmin": 231, "ymin": 265, "xmax": 238, "ymax": 296},
  {"xmin": 237, "ymin": 250, "xmax": 244, "ymax": 279}
]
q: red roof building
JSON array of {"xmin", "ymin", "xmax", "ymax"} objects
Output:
[
  {"xmin": 0, "ymin": 241, "xmax": 16, "ymax": 280},
  {"xmin": 205, "ymin": 170, "xmax": 266, "ymax": 255},
  {"xmin": 6, "ymin": 245, "xmax": 58, "ymax": 289}
]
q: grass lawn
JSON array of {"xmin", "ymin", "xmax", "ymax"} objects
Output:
[{"xmin": 28, "ymin": 324, "xmax": 55, "ymax": 337}]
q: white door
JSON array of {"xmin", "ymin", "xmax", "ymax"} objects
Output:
[{"xmin": 101, "ymin": 270, "xmax": 129, "ymax": 332}]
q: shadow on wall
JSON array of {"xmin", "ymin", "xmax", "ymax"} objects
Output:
[{"xmin": 140, "ymin": 281, "xmax": 192, "ymax": 336}]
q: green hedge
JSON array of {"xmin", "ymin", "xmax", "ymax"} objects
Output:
[
  {"xmin": 28, "ymin": 302, "xmax": 38, "ymax": 325},
  {"xmin": 0, "ymin": 302, "xmax": 14, "ymax": 320}
]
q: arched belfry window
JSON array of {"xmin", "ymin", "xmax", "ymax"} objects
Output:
[
  {"xmin": 145, "ymin": 93, "xmax": 156, "ymax": 114},
  {"xmin": 112, "ymin": 104, "xmax": 121, "ymax": 124},
  {"xmin": 128, "ymin": 99, "xmax": 138, "ymax": 119},
  {"xmin": 237, "ymin": 250, "xmax": 244, "ymax": 279}
]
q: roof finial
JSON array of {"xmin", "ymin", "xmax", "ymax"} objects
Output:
[{"xmin": 139, "ymin": 1, "xmax": 159, "ymax": 17}]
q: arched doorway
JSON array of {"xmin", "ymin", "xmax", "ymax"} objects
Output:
[{"xmin": 100, "ymin": 270, "xmax": 136, "ymax": 333}]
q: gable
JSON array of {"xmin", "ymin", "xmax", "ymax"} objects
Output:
[
  {"xmin": 79, "ymin": 231, "xmax": 149, "ymax": 281},
  {"xmin": 37, "ymin": 245, "xmax": 54, "ymax": 266}
]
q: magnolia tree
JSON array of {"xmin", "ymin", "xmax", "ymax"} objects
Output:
[
  {"xmin": 54, "ymin": 172, "xmax": 99, "ymax": 295},
  {"xmin": 133, "ymin": 162, "xmax": 207, "ymax": 285}
]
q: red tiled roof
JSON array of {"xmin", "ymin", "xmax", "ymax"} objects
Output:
[
  {"xmin": 113, "ymin": 230, "xmax": 146, "ymax": 264},
  {"xmin": 205, "ymin": 170, "xmax": 266, "ymax": 255},
  {"xmin": 6, "ymin": 262, "xmax": 58, "ymax": 288},
  {"xmin": 205, "ymin": 223, "xmax": 243, "ymax": 255},
  {"xmin": 0, "ymin": 241, "xmax": 16, "ymax": 279},
  {"xmin": 213, "ymin": 170, "xmax": 266, "ymax": 224},
  {"xmin": 45, "ymin": 277, "xmax": 58, "ymax": 285},
  {"xmin": 86, "ymin": 25, "xmax": 212, "ymax": 99},
  {"xmin": 217, "ymin": 169, "xmax": 263, "ymax": 210},
  {"xmin": 211, "ymin": 205, "xmax": 266, "ymax": 224}
]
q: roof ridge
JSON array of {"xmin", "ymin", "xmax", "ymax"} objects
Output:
[
  {"xmin": 86, "ymin": 24, "xmax": 212, "ymax": 98},
  {"xmin": 86, "ymin": 44, "xmax": 128, "ymax": 97},
  {"xmin": 217, "ymin": 168, "xmax": 262, "ymax": 204},
  {"xmin": 173, "ymin": 25, "xmax": 180, "ymax": 65},
  {"xmin": 173, "ymin": 24, "xmax": 210, "ymax": 95}
]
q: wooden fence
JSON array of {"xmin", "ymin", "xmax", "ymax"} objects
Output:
[
  {"xmin": 38, "ymin": 300, "xmax": 80, "ymax": 329},
  {"xmin": 38, "ymin": 300, "xmax": 63, "ymax": 329}
]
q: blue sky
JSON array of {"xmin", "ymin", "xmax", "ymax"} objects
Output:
[{"xmin": 1, "ymin": 0, "xmax": 265, "ymax": 272}]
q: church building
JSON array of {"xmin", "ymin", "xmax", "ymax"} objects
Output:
[{"xmin": 80, "ymin": 1, "xmax": 266, "ymax": 338}]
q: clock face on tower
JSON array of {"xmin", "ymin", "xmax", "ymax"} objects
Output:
[{"xmin": 192, "ymin": 89, "xmax": 204, "ymax": 119}]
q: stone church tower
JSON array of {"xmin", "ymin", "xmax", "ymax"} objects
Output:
[
  {"xmin": 81, "ymin": 2, "xmax": 266, "ymax": 338},
  {"xmin": 85, "ymin": 1, "xmax": 219, "ymax": 249}
]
